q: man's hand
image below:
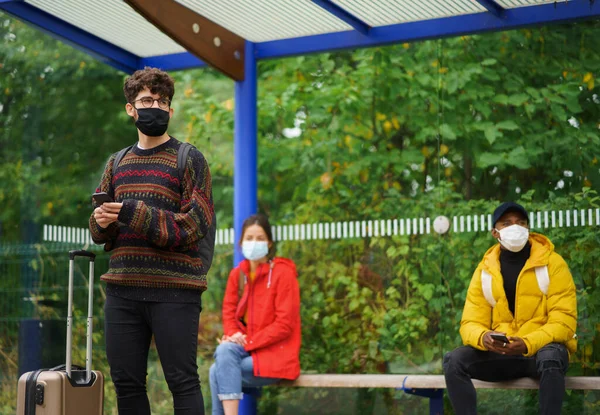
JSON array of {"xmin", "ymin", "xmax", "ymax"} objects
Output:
[
  {"xmin": 483, "ymin": 331, "xmax": 505, "ymax": 354},
  {"xmin": 503, "ymin": 336, "xmax": 528, "ymax": 355},
  {"xmin": 94, "ymin": 202, "xmax": 123, "ymax": 228},
  {"xmin": 483, "ymin": 332, "xmax": 528, "ymax": 355}
]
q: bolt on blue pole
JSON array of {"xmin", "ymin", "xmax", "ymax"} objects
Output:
[{"xmin": 233, "ymin": 42, "xmax": 258, "ymax": 266}]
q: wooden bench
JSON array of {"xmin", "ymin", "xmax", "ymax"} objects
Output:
[{"xmin": 257, "ymin": 374, "xmax": 600, "ymax": 415}]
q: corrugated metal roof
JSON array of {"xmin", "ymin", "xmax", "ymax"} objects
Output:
[
  {"xmin": 21, "ymin": 0, "xmax": 573, "ymax": 58},
  {"xmin": 27, "ymin": 0, "xmax": 185, "ymax": 57},
  {"xmin": 331, "ymin": 0, "xmax": 487, "ymax": 27},
  {"xmin": 2, "ymin": 0, "xmax": 593, "ymax": 75},
  {"xmin": 178, "ymin": 0, "xmax": 352, "ymax": 43},
  {"xmin": 498, "ymin": 0, "xmax": 557, "ymax": 6}
]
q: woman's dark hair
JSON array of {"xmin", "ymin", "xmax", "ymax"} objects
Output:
[
  {"xmin": 239, "ymin": 214, "xmax": 276, "ymax": 259},
  {"xmin": 123, "ymin": 67, "xmax": 175, "ymax": 104}
]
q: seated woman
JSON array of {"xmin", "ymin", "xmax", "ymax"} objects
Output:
[{"xmin": 209, "ymin": 214, "xmax": 301, "ymax": 415}]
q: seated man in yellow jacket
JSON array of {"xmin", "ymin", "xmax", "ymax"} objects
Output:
[{"xmin": 443, "ymin": 202, "xmax": 577, "ymax": 415}]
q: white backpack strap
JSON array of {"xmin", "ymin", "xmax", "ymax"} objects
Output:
[
  {"xmin": 535, "ymin": 265, "xmax": 549, "ymax": 296},
  {"xmin": 481, "ymin": 269, "xmax": 496, "ymax": 307}
]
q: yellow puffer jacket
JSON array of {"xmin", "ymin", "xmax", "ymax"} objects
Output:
[{"xmin": 460, "ymin": 233, "xmax": 577, "ymax": 357}]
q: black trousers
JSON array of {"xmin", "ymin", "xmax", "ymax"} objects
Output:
[
  {"xmin": 443, "ymin": 343, "xmax": 569, "ymax": 415},
  {"xmin": 104, "ymin": 295, "xmax": 204, "ymax": 414}
]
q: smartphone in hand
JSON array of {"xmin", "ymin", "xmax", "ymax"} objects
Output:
[
  {"xmin": 92, "ymin": 192, "xmax": 113, "ymax": 205},
  {"xmin": 490, "ymin": 333, "xmax": 510, "ymax": 344}
]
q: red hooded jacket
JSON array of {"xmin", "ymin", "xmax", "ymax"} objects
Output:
[{"xmin": 222, "ymin": 257, "xmax": 301, "ymax": 380}]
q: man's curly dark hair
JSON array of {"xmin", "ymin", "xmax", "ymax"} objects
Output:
[{"xmin": 123, "ymin": 67, "xmax": 175, "ymax": 104}]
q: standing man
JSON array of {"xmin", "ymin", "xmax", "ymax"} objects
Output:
[
  {"xmin": 89, "ymin": 67, "xmax": 215, "ymax": 414},
  {"xmin": 443, "ymin": 202, "xmax": 577, "ymax": 415}
]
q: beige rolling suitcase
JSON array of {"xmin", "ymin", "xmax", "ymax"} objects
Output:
[{"xmin": 16, "ymin": 250, "xmax": 104, "ymax": 414}]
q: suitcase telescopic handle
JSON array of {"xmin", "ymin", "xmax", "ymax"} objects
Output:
[
  {"xmin": 69, "ymin": 250, "xmax": 96, "ymax": 261},
  {"xmin": 66, "ymin": 250, "xmax": 95, "ymax": 384}
]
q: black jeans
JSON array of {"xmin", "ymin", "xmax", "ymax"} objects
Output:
[
  {"xmin": 104, "ymin": 295, "xmax": 204, "ymax": 414},
  {"xmin": 443, "ymin": 343, "xmax": 569, "ymax": 415}
]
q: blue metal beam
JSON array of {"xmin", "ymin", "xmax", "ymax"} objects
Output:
[
  {"xmin": 233, "ymin": 40, "xmax": 258, "ymax": 266},
  {"xmin": 256, "ymin": 1, "xmax": 600, "ymax": 60},
  {"xmin": 311, "ymin": 0, "xmax": 371, "ymax": 36},
  {"xmin": 475, "ymin": 0, "xmax": 505, "ymax": 18},
  {"xmin": 0, "ymin": 0, "xmax": 139, "ymax": 73},
  {"xmin": 139, "ymin": 52, "xmax": 207, "ymax": 72}
]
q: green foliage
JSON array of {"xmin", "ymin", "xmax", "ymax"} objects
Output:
[
  {"xmin": 0, "ymin": 14, "xmax": 130, "ymax": 238},
  {"xmin": 251, "ymin": 27, "xmax": 600, "ymax": 217}
]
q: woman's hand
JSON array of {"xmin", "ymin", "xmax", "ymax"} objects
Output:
[
  {"xmin": 218, "ymin": 332, "xmax": 247, "ymax": 346},
  {"xmin": 228, "ymin": 332, "xmax": 247, "ymax": 346}
]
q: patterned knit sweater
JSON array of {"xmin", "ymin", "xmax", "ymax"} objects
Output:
[{"xmin": 89, "ymin": 137, "xmax": 214, "ymax": 300}]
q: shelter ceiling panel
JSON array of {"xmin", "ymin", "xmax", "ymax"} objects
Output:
[
  {"xmin": 26, "ymin": 0, "xmax": 186, "ymax": 57},
  {"xmin": 330, "ymin": 0, "xmax": 487, "ymax": 27},
  {"xmin": 176, "ymin": 0, "xmax": 352, "ymax": 42},
  {"xmin": 498, "ymin": 0, "xmax": 565, "ymax": 7}
]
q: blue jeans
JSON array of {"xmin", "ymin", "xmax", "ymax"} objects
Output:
[
  {"xmin": 209, "ymin": 342, "xmax": 281, "ymax": 415},
  {"xmin": 443, "ymin": 343, "xmax": 569, "ymax": 415}
]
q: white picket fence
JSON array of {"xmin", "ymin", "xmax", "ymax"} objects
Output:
[{"xmin": 43, "ymin": 208, "xmax": 600, "ymax": 246}]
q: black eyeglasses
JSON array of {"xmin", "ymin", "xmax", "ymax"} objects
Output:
[{"xmin": 132, "ymin": 97, "xmax": 170, "ymax": 110}]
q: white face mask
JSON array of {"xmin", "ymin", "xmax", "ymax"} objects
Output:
[
  {"xmin": 495, "ymin": 224, "xmax": 529, "ymax": 252},
  {"xmin": 241, "ymin": 241, "xmax": 269, "ymax": 261}
]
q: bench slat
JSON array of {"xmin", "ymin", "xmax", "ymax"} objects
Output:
[
  {"xmin": 279, "ymin": 374, "xmax": 407, "ymax": 388},
  {"xmin": 404, "ymin": 375, "xmax": 600, "ymax": 390},
  {"xmin": 279, "ymin": 374, "xmax": 600, "ymax": 390},
  {"xmin": 563, "ymin": 377, "xmax": 600, "ymax": 390},
  {"xmin": 404, "ymin": 375, "xmax": 541, "ymax": 390}
]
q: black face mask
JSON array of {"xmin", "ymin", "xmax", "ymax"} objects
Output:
[{"xmin": 134, "ymin": 108, "xmax": 170, "ymax": 136}]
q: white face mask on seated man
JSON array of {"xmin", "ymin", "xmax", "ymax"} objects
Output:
[{"xmin": 495, "ymin": 224, "xmax": 530, "ymax": 252}]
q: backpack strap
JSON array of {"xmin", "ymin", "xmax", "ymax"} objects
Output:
[
  {"xmin": 481, "ymin": 265, "xmax": 550, "ymax": 308},
  {"xmin": 112, "ymin": 145, "xmax": 134, "ymax": 177},
  {"xmin": 176, "ymin": 142, "xmax": 216, "ymax": 274},
  {"xmin": 177, "ymin": 142, "xmax": 193, "ymax": 184},
  {"xmin": 481, "ymin": 269, "xmax": 496, "ymax": 307},
  {"xmin": 534, "ymin": 265, "xmax": 549, "ymax": 296}
]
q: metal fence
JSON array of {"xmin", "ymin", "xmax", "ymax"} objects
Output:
[
  {"xmin": 42, "ymin": 208, "xmax": 600, "ymax": 245},
  {"xmin": 0, "ymin": 243, "xmax": 111, "ymax": 382}
]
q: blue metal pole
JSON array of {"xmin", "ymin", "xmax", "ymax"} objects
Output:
[
  {"xmin": 402, "ymin": 378, "xmax": 445, "ymax": 415},
  {"xmin": 233, "ymin": 42, "xmax": 258, "ymax": 266},
  {"xmin": 234, "ymin": 40, "xmax": 258, "ymax": 415},
  {"xmin": 429, "ymin": 390, "xmax": 444, "ymax": 415},
  {"xmin": 239, "ymin": 388, "xmax": 260, "ymax": 415}
]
